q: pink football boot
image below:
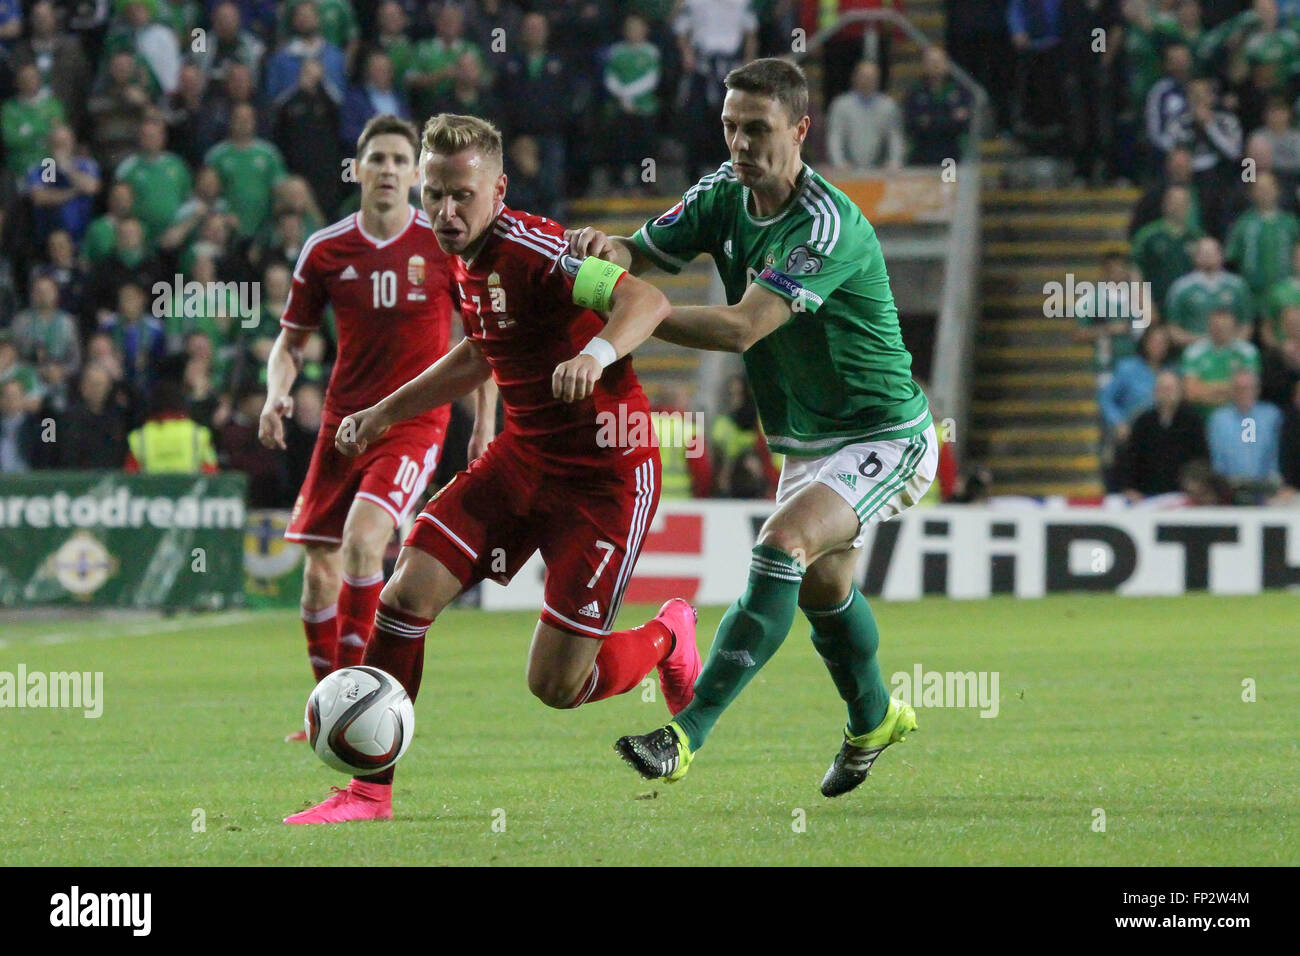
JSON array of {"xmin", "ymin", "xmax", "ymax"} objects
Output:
[
  {"xmin": 283, "ymin": 780, "xmax": 393, "ymax": 825},
  {"xmin": 654, "ymin": 598, "xmax": 701, "ymax": 716}
]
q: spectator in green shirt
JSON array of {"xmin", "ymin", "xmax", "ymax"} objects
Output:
[
  {"xmin": 376, "ymin": 1, "xmax": 416, "ymax": 89},
  {"xmin": 1225, "ymin": 170, "xmax": 1300, "ymax": 297},
  {"xmin": 1262, "ymin": 240, "xmax": 1300, "ymax": 350},
  {"xmin": 1181, "ymin": 307, "xmax": 1262, "ymax": 414},
  {"xmin": 279, "ymin": 0, "xmax": 359, "ymax": 65},
  {"xmin": 1165, "ymin": 236, "xmax": 1254, "ymax": 348},
  {"xmin": 204, "ymin": 103, "xmax": 288, "ymax": 239},
  {"xmin": 0, "ymin": 337, "xmax": 41, "ymax": 402},
  {"xmin": 603, "ymin": 12, "xmax": 661, "ymax": 192},
  {"xmin": 11, "ymin": 276, "xmax": 81, "ymax": 378},
  {"xmin": 2, "ymin": 63, "xmax": 66, "ymax": 179},
  {"xmin": 114, "ymin": 116, "xmax": 193, "ymax": 245},
  {"xmin": 82, "ymin": 181, "xmax": 137, "ymax": 267},
  {"xmin": 1131, "ymin": 185, "xmax": 1201, "ymax": 315},
  {"xmin": 407, "ymin": 3, "xmax": 484, "ymax": 120}
]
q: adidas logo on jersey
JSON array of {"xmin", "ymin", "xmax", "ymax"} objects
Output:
[
  {"xmin": 339, "ymin": 265, "xmax": 359, "ymax": 280},
  {"xmin": 836, "ymin": 472, "xmax": 859, "ymax": 490},
  {"xmin": 578, "ymin": 600, "xmax": 601, "ymax": 619}
]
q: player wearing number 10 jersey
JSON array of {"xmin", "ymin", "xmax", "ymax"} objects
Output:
[
  {"xmin": 283, "ymin": 113, "xmax": 703, "ymax": 825},
  {"xmin": 259, "ymin": 116, "xmax": 493, "ymax": 716}
]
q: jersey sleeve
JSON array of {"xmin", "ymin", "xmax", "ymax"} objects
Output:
[
  {"xmin": 631, "ymin": 181, "xmax": 716, "ymax": 274},
  {"xmin": 754, "ymin": 230, "xmax": 860, "ymax": 315},
  {"xmin": 280, "ymin": 239, "xmax": 328, "ymax": 332}
]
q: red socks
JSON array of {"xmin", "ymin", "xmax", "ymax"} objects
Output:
[
  {"xmin": 569, "ymin": 620, "xmax": 671, "ymax": 707},
  {"xmin": 335, "ymin": 570, "xmax": 384, "ymax": 669},
  {"xmin": 357, "ymin": 600, "xmax": 432, "ymax": 786},
  {"xmin": 301, "ymin": 603, "xmax": 338, "ymax": 683}
]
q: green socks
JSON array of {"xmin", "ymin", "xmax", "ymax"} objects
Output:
[
  {"xmin": 804, "ymin": 588, "xmax": 890, "ymax": 736},
  {"xmin": 673, "ymin": 544, "xmax": 805, "ymax": 750}
]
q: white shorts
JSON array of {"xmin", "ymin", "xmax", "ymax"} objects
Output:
[{"xmin": 775, "ymin": 423, "xmax": 938, "ymax": 548}]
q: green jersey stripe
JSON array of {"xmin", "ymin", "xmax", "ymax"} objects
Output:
[
  {"xmin": 850, "ymin": 438, "xmax": 919, "ymax": 518},
  {"xmin": 804, "ymin": 178, "xmax": 842, "ymax": 253},
  {"xmin": 767, "ymin": 409, "xmax": 933, "ymax": 455},
  {"xmin": 634, "ymin": 225, "xmax": 689, "ymax": 271},
  {"xmin": 855, "ymin": 433, "xmax": 928, "ymax": 520}
]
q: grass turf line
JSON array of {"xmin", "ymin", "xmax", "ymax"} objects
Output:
[{"xmin": 0, "ymin": 593, "xmax": 1295, "ymax": 866}]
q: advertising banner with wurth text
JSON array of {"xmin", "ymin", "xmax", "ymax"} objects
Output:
[
  {"xmin": 0, "ymin": 472, "xmax": 247, "ymax": 609},
  {"xmin": 479, "ymin": 502, "xmax": 1300, "ymax": 611}
]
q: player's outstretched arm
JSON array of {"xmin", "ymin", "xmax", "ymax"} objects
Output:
[
  {"xmin": 552, "ymin": 267, "xmax": 671, "ymax": 402},
  {"xmin": 564, "ymin": 227, "xmax": 655, "ymax": 276},
  {"xmin": 337, "ymin": 338, "xmax": 492, "ymax": 456},
  {"xmin": 259, "ymin": 327, "xmax": 310, "ymax": 449},
  {"xmin": 653, "ymin": 282, "xmax": 794, "ymax": 353}
]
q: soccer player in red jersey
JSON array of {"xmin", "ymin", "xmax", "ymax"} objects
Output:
[
  {"xmin": 259, "ymin": 115, "xmax": 495, "ymax": 721},
  {"xmin": 284, "ymin": 114, "xmax": 702, "ymax": 825}
]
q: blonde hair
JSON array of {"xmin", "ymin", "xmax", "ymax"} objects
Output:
[{"xmin": 421, "ymin": 113, "xmax": 504, "ymax": 164}]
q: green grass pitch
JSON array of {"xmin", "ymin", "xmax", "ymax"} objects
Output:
[{"xmin": 0, "ymin": 593, "xmax": 1295, "ymax": 866}]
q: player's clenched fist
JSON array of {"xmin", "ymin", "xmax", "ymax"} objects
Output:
[
  {"xmin": 552, "ymin": 354, "xmax": 602, "ymax": 402},
  {"xmin": 258, "ymin": 395, "xmax": 294, "ymax": 449},
  {"xmin": 335, "ymin": 406, "xmax": 392, "ymax": 456},
  {"xmin": 563, "ymin": 226, "xmax": 619, "ymax": 261}
]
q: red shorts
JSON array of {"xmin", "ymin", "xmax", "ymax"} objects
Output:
[
  {"xmin": 405, "ymin": 433, "xmax": 660, "ymax": 637},
  {"xmin": 286, "ymin": 417, "xmax": 446, "ymax": 546}
]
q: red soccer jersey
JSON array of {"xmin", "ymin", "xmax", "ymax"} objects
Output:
[
  {"xmin": 281, "ymin": 207, "xmax": 455, "ymax": 426},
  {"xmin": 453, "ymin": 205, "xmax": 654, "ymax": 475}
]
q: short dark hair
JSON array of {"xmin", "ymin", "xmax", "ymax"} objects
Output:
[
  {"xmin": 356, "ymin": 113, "xmax": 420, "ymax": 162},
  {"xmin": 724, "ymin": 58, "xmax": 809, "ymax": 123}
]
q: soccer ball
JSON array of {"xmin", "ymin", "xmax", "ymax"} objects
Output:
[{"xmin": 305, "ymin": 666, "xmax": 415, "ymax": 775}]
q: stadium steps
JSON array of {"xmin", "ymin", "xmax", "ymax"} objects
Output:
[
  {"xmin": 969, "ymin": 183, "xmax": 1141, "ymax": 497},
  {"xmin": 566, "ymin": 196, "xmax": 713, "ymax": 401}
]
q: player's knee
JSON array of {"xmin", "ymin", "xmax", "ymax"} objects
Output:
[
  {"xmin": 379, "ymin": 575, "xmax": 437, "ymax": 623},
  {"xmin": 301, "ymin": 556, "xmax": 339, "ymax": 604},
  {"xmin": 526, "ymin": 669, "xmax": 580, "ymax": 709},
  {"xmin": 340, "ymin": 536, "xmax": 385, "ymax": 577},
  {"xmin": 756, "ymin": 527, "xmax": 808, "ymax": 564}
]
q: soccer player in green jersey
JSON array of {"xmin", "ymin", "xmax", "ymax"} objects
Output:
[{"xmin": 567, "ymin": 58, "xmax": 935, "ymax": 796}]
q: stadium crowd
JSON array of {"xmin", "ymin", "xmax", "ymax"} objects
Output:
[
  {"xmin": 10, "ymin": 0, "xmax": 1298, "ymax": 507},
  {"xmin": 0, "ymin": 0, "xmax": 981, "ymax": 504},
  {"xmin": 0, "ymin": 0, "xmax": 982, "ymax": 504},
  {"xmin": 972, "ymin": 0, "xmax": 1300, "ymax": 504}
]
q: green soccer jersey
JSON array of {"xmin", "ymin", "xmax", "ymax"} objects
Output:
[
  {"xmin": 1180, "ymin": 338, "xmax": 1261, "ymax": 411},
  {"xmin": 632, "ymin": 162, "xmax": 931, "ymax": 457},
  {"xmin": 204, "ymin": 139, "xmax": 287, "ymax": 238},
  {"xmin": 410, "ymin": 38, "xmax": 483, "ymax": 115},
  {"xmin": 1264, "ymin": 276, "xmax": 1300, "ymax": 338},
  {"xmin": 1, "ymin": 91, "xmax": 66, "ymax": 177},
  {"xmin": 1225, "ymin": 208, "xmax": 1300, "ymax": 295},
  {"xmin": 1130, "ymin": 219, "xmax": 1200, "ymax": 308},
  {"xmin": 115, "ymin": 151, "xmax": 193, "ymax": 244},
  {"xmin": 382, "ymin": 35, "xmax": 416, "ymax": 88},
  {"xmin": 1165, "ymin": 270, "xmax": 1254, "ymax": 336},
  {"xmin": 81, "ymin": 215, "xmax": 120, "ymax": 264},
  {"xmin": 605, "ymin": 41, "xmax": 660, "ymax": 116}
]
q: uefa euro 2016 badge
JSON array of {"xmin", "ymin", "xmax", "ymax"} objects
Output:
[
  {"xmin": 655, "ymin": 201, "xmax": 684, "ymax": 227},
  {"xmin": 407, "ymin": 255, "xmax": 426, "ymax": 301}
]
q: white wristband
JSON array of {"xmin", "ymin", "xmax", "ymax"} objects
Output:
[{"xmin": 580, "ymin": 336, "xmax": 618, "ymax": 370}]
